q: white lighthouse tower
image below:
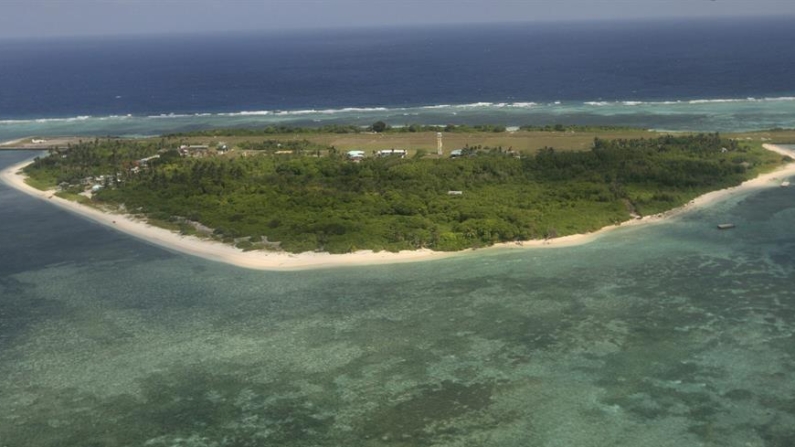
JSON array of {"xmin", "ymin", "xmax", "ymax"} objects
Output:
[{"xmin": 436, "ymin": 132, "xmax": 443, "ymax": 156}]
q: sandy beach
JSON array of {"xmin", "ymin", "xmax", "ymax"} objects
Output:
[{"xmin": 2, "ymin": 143, "xmax": 794, "ymax": 271}]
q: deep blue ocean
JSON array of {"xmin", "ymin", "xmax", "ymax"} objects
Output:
[
  {"xmin": 4, "ymin": 19, "xmax": 795, "ymax": 447},
  {"xmin": 2, "ymin": 17, "xmax": 795, "ymax": 139}
]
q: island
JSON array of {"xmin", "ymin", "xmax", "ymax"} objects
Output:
[{"xmin": 3, "ymin": 125, "xmax": 794, "ymax": 270}]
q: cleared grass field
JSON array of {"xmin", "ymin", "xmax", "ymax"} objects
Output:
[
  {"xmin": 160, "ymin": 129, "xmax": 658, "ymax": 156},
  {"xmin": 162, "ymin": 128, "xmax": 795, "ymax": 156}
]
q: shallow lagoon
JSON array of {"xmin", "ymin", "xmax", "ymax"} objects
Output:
[{"xmin": 1, "ymin": 151, "xmax": 794, "ymax": 446}]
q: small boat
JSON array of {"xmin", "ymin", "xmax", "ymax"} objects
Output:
[
  {"xmin": 717, "ymin": 223, "xmax": 735, "ymax": 230},
  {"xmin": 781, "ymin": 181, "xmax": 790, "ymax": 187}
]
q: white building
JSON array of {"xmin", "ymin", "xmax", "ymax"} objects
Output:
[{"xmin": 376, "ymin": 149, "xmax": 407, "ymax": 158}]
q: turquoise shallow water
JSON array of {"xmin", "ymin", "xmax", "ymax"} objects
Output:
[
  {"xmin": 2, "ymin": 98, "xmax": 795, "ymax": 141},
  {"xmin": 1, "ymin": 150, "xmax": 795, "ymax": 446}
]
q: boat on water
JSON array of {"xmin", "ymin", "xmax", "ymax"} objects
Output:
[
  {"xmin": 717, "ymin": 223, "xmax": 736, "ymax": 230},
  {"xmin": 781, "ymin": 181, "xmax": 790, "ymax": 187}
]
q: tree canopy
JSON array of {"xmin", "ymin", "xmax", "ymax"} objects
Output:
[{"xmin": 24, "ymin": 133, "xmax": 783, "ymax": 254}]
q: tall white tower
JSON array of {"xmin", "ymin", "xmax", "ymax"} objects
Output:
[{"xmin": 436, "ymin": 132, "xmax": 443, "ymax": 156}]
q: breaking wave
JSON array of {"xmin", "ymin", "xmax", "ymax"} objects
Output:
[
  {"xmin": 2, "ymin": 96, "xmax": 795, "ymax": 136},
  {"xmin": 582, "ymin": 97, "xmax": 795, "ymax": 107},
  {"xmin": 3, "ymin": 96, "xmax": 795, "ymax": 125}
]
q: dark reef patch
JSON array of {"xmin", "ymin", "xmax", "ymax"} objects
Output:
[{"xmin": 360, "ymin": 380, "xmax": 497, "ymax": 445}]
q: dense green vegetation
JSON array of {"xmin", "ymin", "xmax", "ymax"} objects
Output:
[
  {"xmin": 164, "ymin": 122, "xmax": 576, "ymax": 138},
  {"xmin": 24, "ymin": 133, "xmax": 785, "ymax": 254},
  {"xmin": 24, "ymin": 139, "xmax": 165, "ymax": 187}
]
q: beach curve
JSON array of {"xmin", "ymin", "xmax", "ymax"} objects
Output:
[{"xmin": 2, "ymin": 144, "xmax": 794, "ymax": 271}]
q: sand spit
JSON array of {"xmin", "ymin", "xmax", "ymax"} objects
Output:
[{"xmin": 2, "ymin": 144, "xmax": 794, "ymax": 270}]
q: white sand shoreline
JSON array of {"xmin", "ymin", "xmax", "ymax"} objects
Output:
[{"xmin": 2, "ymin": 144, "xmax": 794, "ymax": 271}]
